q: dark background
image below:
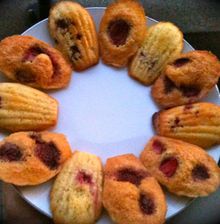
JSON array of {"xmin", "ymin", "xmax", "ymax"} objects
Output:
[
  {"xmin": 0, "ymin": 0, "xmax": 220, "ymax": 224},
  {"xmin": 0, "ymin": 0, "xmax": 219, "ymax": 57}
]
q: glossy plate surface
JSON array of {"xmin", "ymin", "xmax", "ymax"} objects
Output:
[{"xmin": 1, "ymin": 7, "xmax": 219, "ymax": 222}]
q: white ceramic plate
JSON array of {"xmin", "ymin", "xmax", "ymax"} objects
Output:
[{"xmin": 2, "ymin": 7, "xmax": 219, "ymax": 222}]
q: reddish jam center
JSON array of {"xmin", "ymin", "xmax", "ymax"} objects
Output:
[
  {"xmin": 108, "ymin": 19, "xmax": 130, "ymax": 46},
  {"xmin": 56, "ymin": 19, "xmax": 71, "ymax": 29},
  {"xmin": 76, "ymin": 171, "xmax": 93, "ymax": 185},
  {"xmin": 35, "ymin": 141, "xmax": 60, "ymax": 170},
  {"xmin": 0, "ymin": 142, "xmax": 23, "ymax": 162},
  {"xmin": 163, "ymin": 76, "xmax": 176, "ymax": 94},
  {"xmin": 152, "ymin": 140, "xmax": 166, "ymax": 154},
  {"xmin": 23, "ymin": 46, "xmax": 45, "ymax": 62},
  {"xmin": 173, "ymin": 58, "xmax": 190, "ymax": 67},
  {"xmin": 31, "ymin": 134, "xmax": 60, "ymax": 170},
  {"xmin": 22, "ymin": 45, "xmax": 60, "ymax": 78},
  {"xmin": 179, "ymin": 85, "xmax": 200, "ymax": 97},
  {"xmin": 192, "ymin": 164, "xmax": 210, "ymax": 181},
  {"xmin": 139, "ymin": 194, "xmax": 155, "ymax": 215},
  {"xmin": 117, "ymin": 168, "xmax": 148, "ymax": 186},
  {"xmin": 163, "ymin": 75, "xmax": 200, "ymax": 97},
  {"xmin": 159, "ymin": 157, "xmax": 178, "ymax": 177}
]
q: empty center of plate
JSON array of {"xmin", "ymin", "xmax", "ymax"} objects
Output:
[
  {"xmin": 50, "ymin": 62, "xmax": 158, "ymax": 162},
  {"xmin": 50, "ymin": 62, "xmax": 157, "ymax": 161}
]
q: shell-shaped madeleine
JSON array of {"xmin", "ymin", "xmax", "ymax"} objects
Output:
[
  {"xmin": 99, "ymin": 0, "xmax": 147, "ymax": 67},
  {"xmin": 129, "ymin": 22, "xmax": 183, "ymax": 85},
  {"xmin": 0, "ymin": 131, "xmax": 72, "ymax": 185},
  {"xmin": 0, "ymin": 83, "xmax": 58, "ymax": 132},
  {"xmin": 165, "ymin": 50, "xmax": 220, "ymax": 87},
  {"xmin": 140, "ymin": 136, "xmax": 220, "ymax": 197},
  {"xmin": 0, "ymin": 35, "xmax": 72, "ymax": 89},
  {"xmin": 51, "ymin": 151, "xmax": 103, "ymax": 224},
  {"xmin": 153, "ymin": 102, "xmax": 220, "ymax": 148},
  {"xmin": 151, "ymin": 51, "xmax": 220, "ymax": 108},
  {"xmin": 48, "ymin": 1, "xmax": 99, "ymax": 71},
  {"xmin": 103, "ymin": 154, "xmax": 167, "ymax": 224}
]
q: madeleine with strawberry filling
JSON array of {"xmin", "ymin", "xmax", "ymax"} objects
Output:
[{"xmin": 140, "ymin": 136, "xmax": 220, "ymax": 197}]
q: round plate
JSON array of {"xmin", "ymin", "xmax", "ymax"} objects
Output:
[{"xmin": 3, "ymin": 7, "xmax": 219, "ymax": 222}]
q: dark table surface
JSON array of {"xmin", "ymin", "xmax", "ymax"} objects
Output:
[{"xmin": 0, "ymin": 0, "xmax": 220, "ymax": 224}]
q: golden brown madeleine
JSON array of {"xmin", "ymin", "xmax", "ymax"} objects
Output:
[
  {"xmin": 153, "ymin": 102, "xmax": 220, "ymax": 148},
  {"xmin": 165, "ymin": 50, "xmax": 220, "ymax": 87},
  {"xmin": 51, "ymin": 151, "xmax": 103, "ymax": 224},
  {"xmin": 0, "ymin": 83, "xmax": 58, "ymax": 132},
  {"xmin": 152, "ymin": 51, "xmax": 220, "ymax": 108},
  {"xmin": 103, "ymin": 154, "xmax": 167, "ymax": 224},
  {"xmin": 0, "ymin": 131, "xmax": 72, "ymax": 185},
  {"xmin": 48, "ymin": 1, "xmax": 99, "ymax": 71},
  {"xmin": 0, "ymin": 35, "xmax": 72, "ymax": 89},
  {"xmin": 129, "ymin": 22, "xmax": 183, "ymax": 85},
  {"xmin": 99, "ymin": 0, "xmax": 147, "ymax": 67},
  {"xmin": 140, "ymin": 136, "xmax": 220, "ymax": 197}
]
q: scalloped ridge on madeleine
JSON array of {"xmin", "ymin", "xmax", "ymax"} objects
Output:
[
  {"xmin": 99, "ymin": 0, "xmax": 147, "ymax": 67},
  {"xmin": 153, "ymin": 102, "xmax": 220, "ymax": 148},
  {"xmin": 48, "ymin": 1, "xmax": 99, "ymax": 71},
  {"xmin": 140, "ymin": 136, "xmax": 220, "ymax": 197},
  {"xmin": 0, "ymin": 131, "xmax": 72, "ymax": 185},
  {"xmin": 51, "ymin": 151, "xmax": 103, "ymax": 224},
  {"xmin": 129, "ymin": 22, "xmax": 183, "ymax": 85},
  {"xmin": 0, "ymin": 83, "xmax": 58, "ymax": 132},
  {"xmin": 0, "ymin": 35, "xmax": 72, "ymax": 89}
]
